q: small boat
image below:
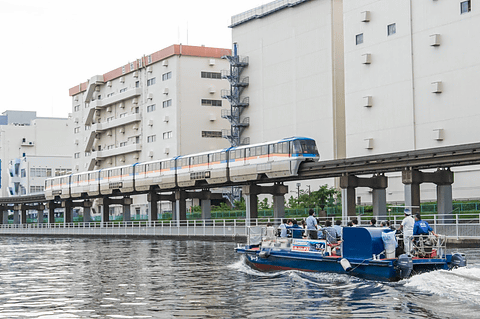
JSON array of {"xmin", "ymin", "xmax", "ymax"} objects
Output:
[{"xmin": 235, "ymin": 226, "xmax": 467, "ymax": 281}]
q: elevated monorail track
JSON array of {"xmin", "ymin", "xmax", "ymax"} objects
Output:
[{"xmin": 2, "ymin": 142, "xmax": 480, "ymax": 205}]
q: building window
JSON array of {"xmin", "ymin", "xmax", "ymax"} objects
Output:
[
  {"xmin": 74, "ymin": 105, "xmax": 80, "ymax": 112},
  {"xmin": 122, "ymin": 66, "xmax": 125, "ymax": 74},
  {"xmin": 74, "ymin": 152, "xmax": 80, "ymax": 159},
  {"xmin": 147, "ymin": 135, "xmax": 156, "ymax": 143},
  {"xmin": 85, "ymin": 152, "xmax": 91, "ymax": 157},
  {"xmin": 120, "ymin": 88, "xmax": 127, "ymax": 93},
  {"xmin": 356, "ymin": 33, "xmax": 363, "ymax": 45},
  {"xmin": 163, "ymin": 100, "xmax": 172, "ymax": 108},
  {"xmin": 130, "ymin": 62, "xmax": 134, "ymax": 70},
  {"xmin": 30, "ymin": 186, "xmax": 44, "ymax": 193},
  {"xmin": 120, "ymin": 141, "xmax": 127, "ymax": 147},
  {"xmin": 107, "ymin": 116, "xmax": 114, "ymax": 122},
  {"xmin": 135, "ymin": 107, "xmax": 139, "ymax": 113},
  {"xmin": 148, "ymin": 55, "xmax": 152, "ymax": 63},
  {"xmin": 201, "ymin": 99, "xmax": 222, "ymax": 107},
  {"xmin": 135, "ymin": 81, "xmax": 140, "ymax": 88},
  {"xmin": 106, "ymin": 144, "xmax": 114, "ymax": 150},
  {"xmin": 147, "ymin": 104, "xmax": 156, "ymax": 112},
  {"xmin": 74, "ymin": 127, "xmax": 80, "ymax": 134},
  {"xmin": 97, "ymin": 95, "xmax": 101, "ymax": 100},
  {"xmin": 202, "ymin": 131, "xmax": 222, "ymax": 138},
  {"xmin": 147, "ymin": 78, "xmax": 156, "ymax": 86},
  {"xmin": 162, "ymin": 72, "xmax": 172, "ymax": 81},
  {"xmin": 461, "ymin": 1, "xmax": 471, "ymax": 14},
  {"xmin": 21, "ymin": 169, "xmax": 26, "ymax": 178},
  {"xmin": 119, "ymin": 113, "xmax": 127, "ymax": 118},
  {"xmin": 85, "ymin": 125, "xmax": 91, "ymax": 131},
  {"xmin": 107, "ymin": 92, "xmax": 115, "ymax": 98},
  {"xmin": 163, "ymin": 131, "xmax": 173, "ymax": 139},
  {"xmin": 387, "ymin": 23, "xmax": 396, "ymax": 36},
  {"xmin": 201, "ymin": 71, "xmax": 221, "ymax": 79}
]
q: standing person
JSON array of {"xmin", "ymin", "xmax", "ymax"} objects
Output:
[
  {"xmin": 399, "ymin": 208, "xmax": 415, "ymax": 255},
  {"xmin": 306, "ymin": 209, "xmax": 318, "ymax": 239},
  {"xmin": 279, "ymin": 219, "xmax": 288, "ymax": 238}
]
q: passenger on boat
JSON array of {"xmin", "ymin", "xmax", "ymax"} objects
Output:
[
  {"xmin": 333, "ymin": 220, "xmax": 343, "ymax": 239},
  {"xmin": 399, "ymin": 209, "xmax": 415, "ymax": 255},
  {"xmin": 370, "ymin": 218, "xmax": 377, "ymax": 227},
  {"xmin": 322, "ymin": 220, "xmax": 338, "ymax": 244},
  {"xmin": 279, "ymin": 219, "xmax": 288, "ymax": 238},
  {"xmin": 316, "ymin": 218, "xmax": 324, "ymax": 239},
  {"xmin": 290, "ymin": 220, "xmax": 304, "ymax": 238},
  {"xmin": 351, "ymin": 218, "xmax": 359, "ymax": 227},
  {"xmin": 306, "ymin": 209, "xmax": 318, "ymax": 239},
  {"xmin": 413, "ymin": 214, "xmax": 438, "ymax": 237},
  {"xmin": 347, "ymin": 221, "xmax": 353, "ymax": 227}
]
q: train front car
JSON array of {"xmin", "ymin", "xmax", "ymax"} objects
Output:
[
  {"xmin": 229, "ymin": 137, "xmax": 320, "ymax": 182},
  {"xmin": 45, "ymin": 176, "xmax": 62, "ymax": 201}
]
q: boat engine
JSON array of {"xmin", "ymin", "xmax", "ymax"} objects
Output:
[
  {"xmin": 259, "ymin": 249, "xmax": 271, "ymax": 258},
  {"xmin": 397, "ymin": 254, "xmax": 413, "ymax": 279},
  {"xmin": 450, "ymin": 253, "xmax": 467, "ymax": 268}
]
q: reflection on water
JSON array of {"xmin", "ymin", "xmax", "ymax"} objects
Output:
[{"xmin": 0, "ymin": 237, "xmax": 478, "ymax": 318}]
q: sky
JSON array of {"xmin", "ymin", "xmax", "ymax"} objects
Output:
[{"xmin": 0, "ymin": 0, "xmax": 269, "ymax": 118}]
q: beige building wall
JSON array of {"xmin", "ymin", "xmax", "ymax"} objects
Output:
[{"xmin": 344, "ymin": 0, "xmax": 480, "ymax": 203}]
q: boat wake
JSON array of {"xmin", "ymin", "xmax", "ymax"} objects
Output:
[{"xmin": 405, "ymin": 267, "xmax": 480, "ymax": 306}]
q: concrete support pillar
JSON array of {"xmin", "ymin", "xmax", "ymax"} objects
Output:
[
  {"xmin": 437, "ymin": 184, "xmax": 453, "ymax": 223},
  {"xmin": 123, "ymin": 197, "xmax": 132, "ymax": 222},
  {"xmin": 344, "ymin": 187, "xmax": 357, "ymax": 217},
  {"xmin": 245, "ymin": 193, "xmax": 258, "ymax": 225},
  {"xmin": 83, "ymin": 200, "xmax": 93, "ymax": 222},
  {"xmin": 175, "ymin": 190, "xmax": 187, "ymax": 225},
  {"xmin": 402, "ymin": 169, "xmax": 422, "ymax": 215},
  {"xmin": 48, "ymin": 201, "xmax": 56, "ymax": 224},
  {"xmin": 147, "ymin": 190, "xmax": 159, "ymax": 224},
  {"xmin": 2, "ymin": 209, "xmax": 8, "ymax": 224},
  {"xmin": 21, "ymin": 207, "xmax": 27, "ymax": 224},
  {"xmin": 201, "ymin": 199, "xmax": 211, "ymax": 221},
  {"xmin": 0, "ymin": 207, "xmax": 7, "ymax": 224},
  {"xmin": 273, "ymin": 195, "xmax": 285, "ymax": 224},
  {"xmin": 37, "ymin": 208, "xmax": 44, "ymax": 224},
  {"xmin": 372, "ymin": 188, "xmax": 387, "ymax": 217},
  {"xmin": 62, "ymin": 200, "xmax": 72, "ymax": 224},
  {"xmin": 101, "ymin": 198, "xmax": 111, "ymax": 226},
  {"xmin": 13, "ymin": 209, "xmax": 20, "ymax": 224}
]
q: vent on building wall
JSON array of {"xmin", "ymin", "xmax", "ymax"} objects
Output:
[
  {"xmin": 74, "ymin": 139, "xmax": 79, "ymax": 145},
  {"xmin": 133, "ymin": 124, "xmax": 139, "ymax": 130},
  {"xmin": 107, "ymin": 106, "xmax": 112, "ymax": 113},
  {"xmin": 163, "ymin": 88, "xmax": 169, "ymax": 95},
  {"xmin": 148, "ymin": 150, "xmax": 154, "ymax": 157},
  {"xmin": 133, "ymin": 153, "xmax": 139, "ymax": 160},
  {"xmin": 430, "ymin": 34, "xmax": 441, "ymax": 46},
  {"xmin": 132, "ymin": 98, "xmax": 138, "ymax": 104},
  {"xmin": 209, "ymin": 114, "xmax": 216, "ymax": 121},
  {"xmin": 364, "ymin": 138, "xmax": 374, "ymax": 149},
  {"xmin": 119, "ymin": 127, "xmax": 125, "ymax": 134},
  {"xmin": 148, "ymin": 119, "xmax": 154, "ymax": 126},
  {"xmin": 147, "ymin": 66, "xmax": 153, "ymax": 73},
  {"xmin": 148, "ymin": 93, "xmax": 153, "ymax": 100},
  {"xmin": 163, "ymin": 116, "xmax": 169, "ymax": 123},
  {"xmin": 363, "ymin": 96, "xmax": 372, "ymax": 107},
  {"xmin": 107, "ymin": 81, "xmax": 112, "ymax": 87},
  {"xmin": 164, "ymin": 148, "xmax": 170, "ymax": 154},
  {"xmin": 74, "ymin": 96, "xmax": 79, "ymax": 102},
  {"xmin": 120, "ymin": 77, "xmax": 125, "ymax": 83},
  {"xmin": 162, "ymin": 60, "xmax": 168, "ymax": 67},
  {"xmin": 209, "ymin": 59, "xmax": 216, "ymax": 66},
  {"xmin": 95, "ymin": 86, "xmax": 100, "ymax": 92},
  {"xmin": 119, "ymin": 102, "xmax": 124, "ymax": 109},
  {"xmin": 133, "ymin": 71, "xmax": 139, "ymax": 78},
  {"xmin": 432, "ymin": 81, "xmax": 442, "ymax": 93},
  {"xmin": 209, "ymin": 86, "xmax": 216, "ymax": 94},
  {"xmin": 433, "ymin": 128, "xmax": 444, "ymax": 141},
  {"xmin": 361, "ymin": 11, "xmax": 371, "ymax": 22},
  {"xmin": 362, "ymin": 53, "xmax": 372, "ymax": 64},
  {"xmin": 107, "ymin": 130, "xmax": 112, "ymax": 136},
  {"xmin": 119, "ymin": 156, "xmax": 125, "ymax": 162}
]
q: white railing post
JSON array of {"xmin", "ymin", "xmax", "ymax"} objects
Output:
[
  {"xmin": 434, "ymin": 215, "xmax": 437, "ymax": 234},
  {"xmin": 223, "ymin": 219, "xmax": 226, "ymax": 236},
  {"xmin": 456, "ymin": 214, "xmax": 459, "ymax": 239}
]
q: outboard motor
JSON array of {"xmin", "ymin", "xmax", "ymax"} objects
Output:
[
  {"xmin": 451, "ymin": 253, "xmax": 467, "ymax": 268},
  {"xmin": 259, "ymin": 249, "xmax": 271, "ymax": 258},
  {"xmin": 397, "ymin": 254, "xmax": 413, "ymax": 279}
]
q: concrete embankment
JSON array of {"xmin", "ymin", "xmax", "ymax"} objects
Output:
[{"xmin": 447, "ymin": 237, "xmax": 480, "ymax": 248}]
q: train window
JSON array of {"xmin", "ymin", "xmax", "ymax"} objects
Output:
[
  {"xmin": 282, "ymin": 142, "xmax": 289, "ymax": 154},
  {"xmin": 256, "ymin": 146, "xmax": 262, "ymax": 156},
  {"xmin": 230, "ymin": 150, "xmax": 236, "ymax": 160},
  {"xmin": 248, "ymin": 148, "xmax": 255, "ymax": 157},
  {"xmin": 262, "ymin": 145, "xmax": 268, "ymax": 155},
  {"xmin": 236, "ymin": 149, "xmax": 243, "ymax": 159},
  {"xmin": 202, "ymin": 155, "xmax": 208, "ymax": 164},
  {"xmin": 221, "ymin": 152, "xmax": 226, "ymax": 161}
]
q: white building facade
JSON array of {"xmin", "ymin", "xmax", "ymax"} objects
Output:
[
  {"xmin": 232, "ymin": 0, "xmax": 480, "ymax": 204},
  {"xmin": 0, "ymin": 112, "xmax": 72, "ymax": 198},
  {"xmin": 69, "ymin": 45, "xmax": 232, "ymax": 215}
]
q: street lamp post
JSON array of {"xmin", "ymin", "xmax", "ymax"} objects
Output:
[{"xmin": 296, "ymin": 183, "xmax": 301, "ymax": 200}]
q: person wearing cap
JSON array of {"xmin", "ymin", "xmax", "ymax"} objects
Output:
[{"xmin": 399, "ymin": 208, "xmax": 415, "ymax": 255}]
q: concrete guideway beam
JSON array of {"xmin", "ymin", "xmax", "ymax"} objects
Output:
[
  {"xmin": 340, "ymin": 174, "xmax": 388, "ymax": 218},
  {"xmin": 402, "ymin": 168, "xmax": 454, "ymax": 222}
]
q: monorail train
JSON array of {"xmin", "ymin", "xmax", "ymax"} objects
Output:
[{"xmin": 44, "ymin": 137, "xmax": 319, "ymax": 201}]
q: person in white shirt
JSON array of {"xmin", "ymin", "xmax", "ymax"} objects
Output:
[{"xmin": 399, "ymin": 208, "xmax": 415, "ymax": 255}]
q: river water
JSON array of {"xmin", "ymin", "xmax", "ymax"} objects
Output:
[{"xmin": 0, "ymin": 237, "xmax": 479, "ymax": 318}]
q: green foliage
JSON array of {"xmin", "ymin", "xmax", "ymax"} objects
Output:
[
  {"xmin": 191, "ymin": 205, "xmax": 202, "ymax": 213},
  {"xmin": 259, "ymin": 198, "xmax": 270, "ymax": 210},
  {"xmin": 289, "ymin": 184, "xmax": 340, "ymax": 209},
  {"xmin": 233, "ymin": 197, "xmax": 246, "ymax": 210},
  {"xmin": 212, "ymin": 202, "xmax": 232, "ymax": 212}
]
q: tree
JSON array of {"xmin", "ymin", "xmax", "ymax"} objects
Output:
[
  {"xmin": 289, "ymin": 184, "xmax": 339, "ymax": 209},
  {"xmin": 259, "ymin": 198, "xmax": 270, "ymax": 210}
]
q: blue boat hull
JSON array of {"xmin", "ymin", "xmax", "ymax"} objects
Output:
[{"xmin": 237, "ymin": 247, "xmax": 451, "ymax": 282}]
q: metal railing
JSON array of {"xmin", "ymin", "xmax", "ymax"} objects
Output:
[{"xmin": 0, "ymin": 214, "xmax": 479, "ymax": 239}]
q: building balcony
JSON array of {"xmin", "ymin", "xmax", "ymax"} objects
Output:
[
  {"xmin": 93, "ymin": 143, "xmax": 142, "ymax": 160},
  {"xmin": 94, "ymin": 113, "xmax": 141, "ymax": 132},
  {"xmin": 89, "ymin": 88, "xmax": 141, "ymax": 110}
]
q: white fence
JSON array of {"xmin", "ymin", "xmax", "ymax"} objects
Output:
[{"xmin": 0, "ymin": 214, "xmax": 478, "ymax": 239}]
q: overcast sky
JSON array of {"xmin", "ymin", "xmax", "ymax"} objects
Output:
[{"xmin": 0, "ymin": 0, "xmax": 268, "ymax": 118}]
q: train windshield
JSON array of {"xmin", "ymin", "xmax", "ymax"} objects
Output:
[{"xmin": 292, "ymin": 139, "xmax": 319, "ymax": 156}]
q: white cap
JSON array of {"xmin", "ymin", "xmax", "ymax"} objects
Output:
[{"xmin": 404, "ymin": 208, "xmax": 411, "ymax": 215}]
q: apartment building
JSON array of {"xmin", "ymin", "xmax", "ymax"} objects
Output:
[
  {"xmin": 69, "ymin": 45, "xmax": 231, "ymax": 215},
  {"xmin": 231, "ymin": 0, "xmax": 480, "ymax": 203},
  {"xmin": 0, "ymin": 111, "xmax": 72, "ymax": 198}
]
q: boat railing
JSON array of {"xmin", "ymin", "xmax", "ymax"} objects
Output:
[{"xmin": 396, "ymin": 234, "xmax": 447, "ymax": 258}]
